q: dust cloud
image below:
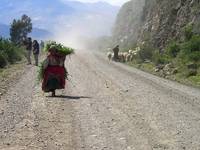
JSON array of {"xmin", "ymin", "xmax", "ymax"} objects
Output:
[{"xmin": 50, "ymin": 9, "xmax": 117, "ymax": 50}]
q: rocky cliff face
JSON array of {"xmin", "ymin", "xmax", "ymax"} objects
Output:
[
  {"xmin": 112, "ymin": 0, "xmax": 145, "ymax": 49},
  {"xmin": 113, "ymin": 0, "xmax": 200, "ymax": 50},
  {"xmin": 139, "ymin": 0, "xmax": 200, "ymax": 49}
]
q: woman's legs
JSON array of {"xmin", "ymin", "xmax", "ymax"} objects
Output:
[
  {"xmin": 34, "ymin": 54, "xmax": 39, "ymax": 66},
  {"xmin": 26, "ymin": 50, "xmax": 31, "ymax": 64}
]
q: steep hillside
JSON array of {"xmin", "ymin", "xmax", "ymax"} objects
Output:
[
  {"xmin": 139, "ymin": 0, "xmax": 200, "ymax": 49},
  {"xmin": 112, "ymin": 0, "xmax": 145, "ymax": 49},
  {"xmin": 112, "ymin": 0, "xmax": 200, "ymax": 87},
  {"xmin": 113, "ymin": 0, "xmax": 200, "ymax": 50}
]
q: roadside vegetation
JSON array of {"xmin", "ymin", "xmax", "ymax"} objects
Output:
[
  {"xmin": 126, "ymin": 24, "xmax": 200, "ymax": 87},
  {"xmin": 0, "ymin": 37, "xmax": 26, "ymax": 95},
  {"xmin": 0, "ymin": 38, "xmax": 25, "ymax": 69},
  {"xmin": 0, "ymin": 14, "xmax": 32, "ymax": 69}
]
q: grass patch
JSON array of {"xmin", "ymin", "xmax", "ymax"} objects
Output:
[
  {"xmin": 130, "ymin": 25, "xmax": 200, "ymax": 88},
  {"xmin": 126, "ymin": 60, "xmax": 200, "ymax": 88},
  {"xmin": 0, "ymin": 60, "xmax": 26, "ymax": 78},
  {"xmin": 188, "ymin": 75, "xmax": 200, "ymax": 87}
]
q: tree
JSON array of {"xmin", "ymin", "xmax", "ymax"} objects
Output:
[{"xmin": 10, "ymin": 14, "xmax": 32, "ymax": 45}]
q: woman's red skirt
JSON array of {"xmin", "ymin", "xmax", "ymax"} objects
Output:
[{"xmin": 42, "ymin": 66, "xmax": 66, "ymax": 92}]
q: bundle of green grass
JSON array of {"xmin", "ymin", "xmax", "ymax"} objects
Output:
[
  {"xmin": 44, "ymin": 41, "xmax": 74, "ymax": 55},
  {"xmin": 38, "ymin": 41, "xmax": 74, "ymax": 82}
]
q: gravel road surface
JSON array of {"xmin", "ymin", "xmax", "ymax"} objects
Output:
[{"xmin": 0, "ymin": 50, "xmax": 200, "ymax": 150}]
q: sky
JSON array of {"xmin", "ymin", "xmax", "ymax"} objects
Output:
[
  {"xmin": 0, "ymin": 0, "xmax": 129, "ymax": 47},
  {"xmin": 63, "ymin": 0, "xmax": 130, "ymax": 6}
]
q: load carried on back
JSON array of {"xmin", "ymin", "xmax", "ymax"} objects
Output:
[{"xmin": 38, "ymin": 41, "xmax": 74, "ymax": 97}]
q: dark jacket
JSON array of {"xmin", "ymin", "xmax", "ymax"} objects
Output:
[
  {"xmin": 113, "ymin": 46, "xmax": 119, "ymax": 59},
  {"xmin": 26, "ymin": 40, "xmax": 32, "ymax": 51},
  {"xmin": 32, "ymin": 41, "xmax": 40, "ymax": 55}
]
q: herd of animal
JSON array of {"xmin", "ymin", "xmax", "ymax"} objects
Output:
[{"xmin": 107, "ymin": 48, "xmax": 140, "ymax": 62}]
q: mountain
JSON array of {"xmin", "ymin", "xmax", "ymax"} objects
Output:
[
  {"xmin": 113, "ymin": 0, "xmax": 200, "ymax": 50},
  {"xmin": 30, "ymin": 28, "xmax": 53, "ymax": 40},
  {"xmin": 0, "ymin": 23, "xmax": 53, "ymax": 40},
  {"xmin": 112, "ymin": 0, "xmax": 145, "ymax": 49},
  {"xmin": 0, "ymin": 23, "xmax": 9, "ymax": 38},
  {"xmin": 138, "ymin": 0, "xmax": 200, "ymax": 49},
  {"xmin": 0, "ymin": 0, "xmax": 120, "ymax": 40}
]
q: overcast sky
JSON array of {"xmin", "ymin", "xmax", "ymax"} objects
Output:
[{"xmin": 63, "ymin": 0, "xmax": 130, "ymax": 6}]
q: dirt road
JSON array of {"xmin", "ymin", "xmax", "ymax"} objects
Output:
[{"xmin": 0, "ymin": 50, "xmax": 200, "ymax": 150}]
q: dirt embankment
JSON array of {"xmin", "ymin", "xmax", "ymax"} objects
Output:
[{"xmin": 0, "ymin": 62, "xmax": 27, "ymax": 97}]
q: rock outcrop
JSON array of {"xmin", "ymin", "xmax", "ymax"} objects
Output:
[
  {"xmin": 139, "ymin": 0, "xmax": 200, "ymax": 49},
  {"xmin": 112, "ymin": 0, "xmax": 145, "ymax": 49},
  {"xmin": 113, "ymin": 0, "xmax": 200, "ymax": 50}
]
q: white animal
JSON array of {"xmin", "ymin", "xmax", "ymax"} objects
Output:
[
  {"xmin": 130, "ymin": 54, "xmax": 134, "ymax": 61},
  {"xmin": 135, "ymin": 47, "xmax": 141, "ymax": 52},
  {"xmin": 126, "ymin": 54, "xmax": 132, "ymax": 62},
  {"xmin": 107, "ymin": 52, "xmax": 112, "ymax": 61},
  {"xmin": 128, "ymin": 50, "xmax": 133, "ymax": 54},
  {"xmin": 123, "ymin": 52, "xmax": 129, "ymax": 61},
  {"xmin": 132, "ymin": 50, "xmax": 138, "ymax": 56},
  {"xmin": 119, "ymin": 52, "xmax": 125, "ymax": 62}
]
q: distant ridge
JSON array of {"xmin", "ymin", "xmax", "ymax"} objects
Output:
[
  {"xmin": 0, "ymin": 23, "xmax": 53, "ymax": 40},
  {"xmin": 0, "ymin": 0, "xmax": 119, "ymax": 37}
]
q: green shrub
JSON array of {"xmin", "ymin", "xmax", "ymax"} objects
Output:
[
  {"xmin": 0, "ymin": 51, "xmax": 8, "ymax": 68},
  {"xmin": 0, "ymin": 38, "xmax": 24, "ymax": 68},
  {"xmin": 167, "ymin": 41, "xmax": 181, "ymax": 57},
  {"xmin": 137, "ymin": 42, "xmax": 154, "ymax": 61},
  {"xmin": 152, "ymin": 50, "xmax": 170, "ymax": 65},
  {"xmin": 184, "ymin": 24, "xmax": 193, "ymax": 41},
  {"xmin": 188, "ymin": 75, "xmax": 200, "ymax": 86},
  {"xmin": 181, "ymin": 35, "xmax": 200, "ymax": 62},
  {"xmin": 187, "ymin": 52, "xmax": 200, "ymax": 62}
]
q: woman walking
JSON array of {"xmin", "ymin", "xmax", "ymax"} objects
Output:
[{"xmin": 40, "ymin": 42, "xmax": 74, "ymax": 97}]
